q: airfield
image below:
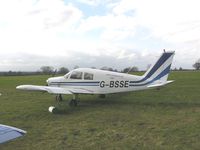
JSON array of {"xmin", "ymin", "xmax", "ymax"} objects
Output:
[{"xmin": 0, "ymin": 71, "xmax": 200, "ymax": 149}]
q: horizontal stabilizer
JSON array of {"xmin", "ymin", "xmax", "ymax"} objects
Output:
[{"xmin": 147, "ymin": 80, "xmax": 174, "ymax": 88}]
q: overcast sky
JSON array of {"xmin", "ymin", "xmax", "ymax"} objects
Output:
[{"xmin": 0, "ymin": 0, "xmax": 200, "ymax": 71}]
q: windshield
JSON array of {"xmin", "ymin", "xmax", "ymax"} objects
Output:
[{"xmin": 64, "ymin": 72, "xmax": 70, "ymax": 79}]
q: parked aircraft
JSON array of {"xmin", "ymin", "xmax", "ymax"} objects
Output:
[
  {"xmin": 16, "ymin": 51, "xmax": 175, "ymax": 112},
  {"xmin": 0, "ymin": 124, "xmax": 26, "ymax": 144}
]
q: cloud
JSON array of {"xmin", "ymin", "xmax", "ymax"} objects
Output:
[
  {"xmin": 77, "ymin": 0, "xmax": 101, "ymax": 6},
  {"xmin": 0, "ymin": 0, "xmax": 199, "ymax": 71},
  {"xmin": 0, "ymin": 50, "xmax": 159, "ymax": 72},
  {"xmin": 0, "ymin": 0, "xmax": 83, "ymax": 55},
  {"xmin": 76, "ymin": 0, "xmax": 117, "ymax": 6},
  {"xmin": 78, "ymin": 14, "xmax": 137, "ymax": 41},
  {"xmin": 110, "ymin": 0, "xmax": 200, "ymax": 68},
  {"xmin": 112, "ymin": 0, "xmax": 200, "ymax": 44}
]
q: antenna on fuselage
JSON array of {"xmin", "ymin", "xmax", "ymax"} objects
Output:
[{"xmin": 127, "ymin": 67, "xmax": 132, "ymax": 74}]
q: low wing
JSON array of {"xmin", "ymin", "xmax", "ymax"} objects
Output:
[
  {"xmin": 0, "ymin": 124, "xmax": 26, "ymax": 144},
  {"xmin": 16, "ymin": 85, "xmax": 93, "ymax": 94},
  {"xmin": 147, "ymin": 80, "xmax": 174, "ymax": 88}
]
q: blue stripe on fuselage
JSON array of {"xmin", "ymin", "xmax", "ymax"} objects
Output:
[
  {"xmin": 49, "ymin": 81, "xmax": 100, "ymax": 86},
  {"xmin": 130, "ymin": 53, "xmax": 173, "ymax": 83}
]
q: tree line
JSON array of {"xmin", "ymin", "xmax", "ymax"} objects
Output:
[
  {"xmin": 0, "ymin": 66, "xmax": 139, "ymax": 76},
  {"xmin": 39, "ymin": 66, "xmax": 139, "ymax": 75},
  {"xmin": 0, "ymin": 59, "xmax": 200, "ymax": 76}
]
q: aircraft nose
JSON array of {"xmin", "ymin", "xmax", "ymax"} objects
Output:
[
  {"xmin": 46, "ymin": 78, "xmax": 51, "ymax": 85},
  {"xmin": 46, "ymin": 77, "xmax": 56, "ymax": 85}
]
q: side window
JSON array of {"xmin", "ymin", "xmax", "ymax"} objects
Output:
[
  {"xmin": 70, "ymin": 71, "xmax": 83, "ymax": 79},
  {"xmin": 84, "ymin": 72, "xmax": 93, "ymax": 80}
]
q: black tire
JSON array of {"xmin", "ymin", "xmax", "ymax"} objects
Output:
[
  {"xmin": 56, "ymin": 95, "xmax": 58, "ymax": 101},
  {"xmin": 74, "ymin": 100, "xmax": 78, "ymax": 106},
  {"xmin": 69, "ymin": 99, "xmax": 78, "ymax": 107},
  {"xmin": 58, "ymin": 95, "xmax": 63, "ymax": 101}
]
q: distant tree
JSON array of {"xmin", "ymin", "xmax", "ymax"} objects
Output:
[
  {"xmin": 100, "ymin": 66, "xmax": 115, "ymax": 71},
  {"xmin": 91, "ymin": 67, "xmax": 96, "ymax": 69},
  {"xmin": 131, "ymin": 66, "xmax": 139, "ymax": 72},
  {"xmin": 179, "ymin": 67, "xmax": 183, "ymax": 71},
  {"xmin": 8, "ymin": 70, "xmax": 12, "ymax": 75},
  {"xmin": 108, "ymin": 67, "xmax": 113, "ymax": 71},
  {"xmin": 113, "ymin": 69, "xmax": 118, "ymax": 72},
  {"xmin": 122, "ymin": 67, "xmax": 130, "ymax": 73},
  {"xmin": 193, "ymin": 59, "xmax": 200, "ymax": 70},
  {"xmin": 74, "ymin": 65, "xmax": 79, "ymax": 69},
  {"xmin": 122, "ymin": 66, "xmax": 139, "ymax": 73},
  {"xmin": 100, "ymin": 66, "xmax": 109, "ymax": 70},
  {"xmin": 40, "ymin": 66, "xmax": 54, "ymax": 75},
  {"xmin": 58, "ymin": 67, "xmax": 69, "ymax": 74}
]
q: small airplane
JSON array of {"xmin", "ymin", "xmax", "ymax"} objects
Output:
[
  {"xmin": 0, "ymin": 124, "xmax": 26, "ymax": 144},
  {"xmin": 16, "ymin": 51, "xmax": 175, "ymax": 112}
]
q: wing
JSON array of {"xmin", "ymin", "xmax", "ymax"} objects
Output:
[
  {"xmin": 16, "ymin": 85, "xmax": 93, "ymax": 94},
  {"xmin": 0, "ymin": 124, "xmax": 26, "ymax": 144}
]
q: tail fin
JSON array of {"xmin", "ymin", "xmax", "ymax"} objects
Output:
[{"xmin": 132, "ymin": 51, "xmax": 175, "ymax": 85}]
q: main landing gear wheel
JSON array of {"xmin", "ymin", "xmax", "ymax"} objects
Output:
[
  {"xmin": 69, "ymin": 99, "xmax": 78, "ymax": 107},
  {"xmin": 69, "ymin": 94, "xmax": 79, "ymax": 107}
]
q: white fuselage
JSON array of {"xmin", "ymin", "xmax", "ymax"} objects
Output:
[{"xmin": 47, "ymin": 68, "xmax": 148, "ymax": 94}]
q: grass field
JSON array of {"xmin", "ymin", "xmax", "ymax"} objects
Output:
[{"xmin": 0, "ymin": 71, "xmax": 200, "ymax": 150}]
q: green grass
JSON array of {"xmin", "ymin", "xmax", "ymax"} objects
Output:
[{"xmin": 0, "ymin": 71, "xmax": 200, "ymax": 150}]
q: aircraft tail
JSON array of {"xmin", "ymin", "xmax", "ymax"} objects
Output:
[{"xmin": 131, "ymin": 51, "xmax": 175, "ymax": 86}]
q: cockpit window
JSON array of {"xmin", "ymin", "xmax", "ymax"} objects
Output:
[
  {"xmin": 70, "ymin": 71, "xmax": 83, "ymax": 79},
  {"xmin": 64, "ymin": 73, "xmax": 70, "ymax": 79},
  {"xmin": 84, "ymin": 72, "xmax": 93, "ymax": 80}
]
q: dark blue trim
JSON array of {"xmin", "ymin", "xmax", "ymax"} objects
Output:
[
  {"xmin": 129, "ymin": 65, "xmax": 171, "ymax": 87},
  {"xmin": 51, "ymin": 81, "xmax": 100, "ymax": 84},
  {"xmin": 49, "ymin": 81, "xmax": 100, "ymax": 86},
  {"xmin": 50, "ymin": 84, "xmax": 99, "ymax": 86},
  {"xmin": 130, "ymin": 52, "xmax": 173, "ymax": 83}
]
